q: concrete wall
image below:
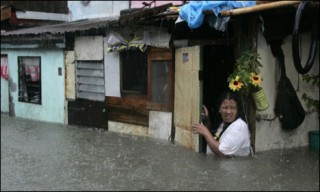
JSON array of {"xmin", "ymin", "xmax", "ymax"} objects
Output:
[
  {"xmin": 4, "ymin": 49, "xmax": 65, "ymax": 124},
  {"xmin": 256, "ymin": 31, "xmax": 319, "ymax": 151},
  {"xmin": 130, "ymin": 1, "xmax": 184, "ymax": 8},
  {"xmin": 68, "ymin": 1, "xmax": 129, "ymax": 21}
]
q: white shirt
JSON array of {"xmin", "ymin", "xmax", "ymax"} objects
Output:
[{"xmin": 207, "ymin": 118, "xmax": 251, "ymax": 156}]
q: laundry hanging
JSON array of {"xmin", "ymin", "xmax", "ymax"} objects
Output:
[
  {"xmin": 1, "ymin": 56, "xmax": 8, "ymax": 80},
  {"xmin": 106, "ymin": 31, "xmax": 147, "ymax": 53}
]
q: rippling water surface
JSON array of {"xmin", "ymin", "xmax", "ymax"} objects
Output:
[{"xmin": 1, "ymin": 115, "xmax": 319, "ymax": 191}]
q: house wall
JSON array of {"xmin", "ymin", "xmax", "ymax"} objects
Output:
[
  {"xmin": 3, "ymin": 49, "xmax": 65, "ymax": 124},
  {"xmin": 130, "ymin": 1, "xmax": 184, "ymax": 8},
  {"xmin": 68, "ymin": 1, "xmax": 129, "ymax": 21},
  {"xmin": 104, "ymin": 26, "xmax": 174, "ymax": 139},
  {"xmin": 256, "ymin": 31, "xmax": 319, "ymax": 151}
]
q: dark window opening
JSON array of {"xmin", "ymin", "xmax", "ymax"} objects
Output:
[
  {"xmin": 18, "ymin": 56, "xmax": 41, "ymax": 104},
  {"xmin": 120, "ymin": 50, "xmax": 148, "ymax": 96}
]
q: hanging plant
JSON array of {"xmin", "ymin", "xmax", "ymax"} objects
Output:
[
  {"xmin": 227, "ymin": 51, "xmax": 263, "ymax": 95},
  {"xmin": 227, "ymin": 51, "xmax": 268, "ymax": 111}
]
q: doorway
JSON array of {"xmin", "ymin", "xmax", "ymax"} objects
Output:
[{"xmin": 200, "ymin": 44, "xmax": 235, "ymax": 153}]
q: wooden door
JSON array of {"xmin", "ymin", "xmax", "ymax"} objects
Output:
[{"xmin": 174, "ymin": 45, "xmax": 202, "ymax": 152}]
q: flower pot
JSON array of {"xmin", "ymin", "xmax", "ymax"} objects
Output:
[
  {"xmin": 309, "ymin": 131, "xmax": 319, "ymax": 152},
  {"xmin": 252, "ymin": 89, "xmax": 269, "ymax": 111}
]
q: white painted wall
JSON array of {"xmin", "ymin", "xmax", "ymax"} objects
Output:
[
  {"xmin": 130, "ymin": 1, "xmax": 184, "ymax": 8},
  {"xmin": 75, "ymin": 36, "xmax": 104, "ymax": 60},
  {"xmin": 256, "ymin": 30, "xmax": 319, "ymax": 151},
  {"xmin": 68, "ymin": 1, "xmax": 129, "ymax": 21},
  {"xmin": 149, "ymin": 111, "xmax": 172, "ymax": 140}
]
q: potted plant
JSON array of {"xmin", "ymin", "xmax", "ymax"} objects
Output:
[{"xmin": 227, "ymin": 51, "xmax": 269, "ymax": 111}]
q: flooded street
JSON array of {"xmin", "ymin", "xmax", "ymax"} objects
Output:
[{"xmin": 1, "ymin": 114, "xmax": 319, "ymax": 191}]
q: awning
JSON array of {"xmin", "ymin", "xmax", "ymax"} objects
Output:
[{"xmin": 1, "ymin": 16, "xmax": 119, "ymax": 36}]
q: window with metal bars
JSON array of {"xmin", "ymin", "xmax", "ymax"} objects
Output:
[
  {"xmin": 18, "ymin": 56, "xmax": 41, "ymax": 104},
  {"xmin": 120, "ymin": 49, "xmax": 148, "ymax": 96}
]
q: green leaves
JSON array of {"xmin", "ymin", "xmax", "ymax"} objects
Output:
[
  {"xmin": 302, "ymin": 73, "xmax": 319, "ymax": 111},
  {"xmin": 227, "ymin": 51, "xmax": 263, "ymax": 95},
  {"xmin": 302, "ymin": 74, "xmax": 319, "ymax": 87}
]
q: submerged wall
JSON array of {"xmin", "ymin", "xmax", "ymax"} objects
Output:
[
  {"xmin": 2, "ymin": 49, "xmax": 65, "ymax": 124},
  {"xmin": 256, "ymin": 30, "xmax": 319, "ymax": 151}
]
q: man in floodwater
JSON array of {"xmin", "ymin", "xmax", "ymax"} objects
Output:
[{"xmin": 192, "ymin": 91, "xmax": 251, "ymax": 157}]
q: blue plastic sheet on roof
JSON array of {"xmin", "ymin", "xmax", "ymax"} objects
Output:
[{"xmin": 179, "ymin": 1, "xmax": 256, "ymax": 30}]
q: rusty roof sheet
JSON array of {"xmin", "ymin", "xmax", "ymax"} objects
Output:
[{"xmin": 1, "ymin": 16, "xmax": 120, "ymax": 36}]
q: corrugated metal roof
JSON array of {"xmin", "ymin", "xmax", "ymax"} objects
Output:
[{"xmin": 1, "ymin": 16, "xmax": 120, "ymax": 36}]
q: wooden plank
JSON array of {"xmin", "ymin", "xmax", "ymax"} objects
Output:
[
  {"xmin": 107, "ymin": 96, "xmax": 147, "ymax": 108},
  {"xmin": 107, "ymin": 104, "xmax": 149, "ymax": 126},
  {"xmin": 1, "ymin": 5, "xmax": 11, "ymax": 21},
  {"xmin": 68, "ymin": 98, "xmax": 108, "ymax": 129},
  {"xmin": 219, "ymin": 1, "xmax": 300, "ymax": 17}
]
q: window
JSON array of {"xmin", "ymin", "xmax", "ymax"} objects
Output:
[
  {"xmin": 76, "ymin": 60, "xmax": 105, "ymax": 101},
  {"xmin": 18, "ymin": 56, "xmax": 41, "ymax": 104},
  {"xmin": 107, "ymin": 47, "xmax": 174, "ymax": 126},
  {"xmin": 151, "ymin": 61, "xmax": 170, "ymax": 104},
  {"xmin": 120, "ymin": 50, "xmax": 147, "ymax": 96},
  {"xmin": 147, "ymin": 47, "xmax": 174, "ymax": 111}
]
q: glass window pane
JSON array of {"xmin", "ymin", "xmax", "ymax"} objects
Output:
[{"xmin": 151, "ymin": 60, "xmax": 169, "ymax": 104}]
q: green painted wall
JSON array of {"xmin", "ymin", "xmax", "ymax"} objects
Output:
[{"xmin": 2, "ymin": 49, "xmax": 65, "ymax": 124}]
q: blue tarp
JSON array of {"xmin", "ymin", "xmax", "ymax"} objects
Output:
[{"xmin": 179, "ymin": 1, "xmax": 256, "ymax": 30}]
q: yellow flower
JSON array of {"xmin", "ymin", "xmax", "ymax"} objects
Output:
[
  {"xmin": 229, "ymin": 76, "xmax": 243, "ymax": 91},
  {"xmin": 250, "ymin": 73, "xmax": 261, "ymax": 86}
]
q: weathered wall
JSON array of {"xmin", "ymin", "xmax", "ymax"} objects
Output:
[
  {"xmin": 4, "ymin": 49, "xmax": 65, "ymax": 124},
  {"xmin": 75, "ymin": 36, "xmax": 104, "ymax": 60},
  {"xmin": 149, "ymin": 111, "xmax": 172, "ymax": 140},
  {"xmin": 65, "ymin": 51, "xmax": 76, "ymax": 101},
  {"xmin": 68, "ymin": 1, "xmax": 129, "ymax": 21},
  {"xmin": 108, "ymin": 121, "xmax": 148, "ymax": 137},
  {"xmin": 103, "ymin": 26, "xmax": 174, "ymax": 140},
  {"xmin": 256, "ymin": 30, "xmax": 319, "ymax": 151},
  {"xmin": 1, "ymin": 1, "xmax": 68, "ymax": 14},
  {"xmin": 130, "ymin": 1, "xmax": 184, "ymax": 8}
]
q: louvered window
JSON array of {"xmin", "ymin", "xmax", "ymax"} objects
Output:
[{"xmin": 76, "ymin": 61, "xmax": 105, "ymax": 101}]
